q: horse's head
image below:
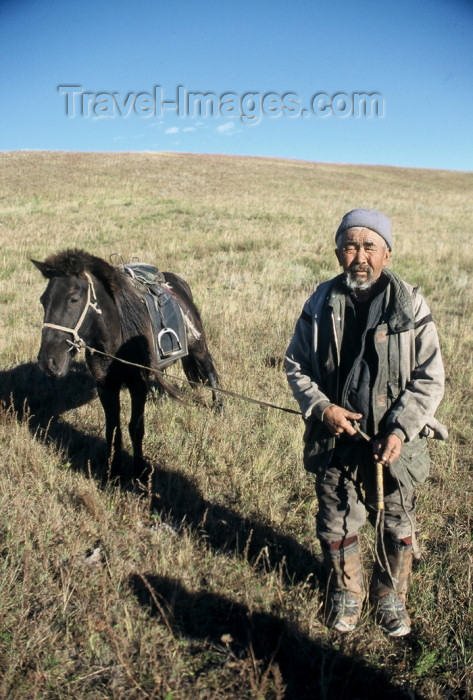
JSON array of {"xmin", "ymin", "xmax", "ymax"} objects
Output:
[{"xmin": 32, "ymin": 251, "xmax": 103, "ymax": 377}]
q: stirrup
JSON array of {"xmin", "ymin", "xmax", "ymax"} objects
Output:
[{"xmin": 157, "ymin": 327, "xmax": 182, "ymax": 357}]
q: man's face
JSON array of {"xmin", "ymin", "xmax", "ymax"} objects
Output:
[{"xmin": 335, "ymin": 227, "xmax": 390, "ymax": 291}]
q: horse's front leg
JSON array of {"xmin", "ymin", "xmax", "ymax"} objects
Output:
[
  {"xmin": 97, "ymin": 383, "xmax": 122, "ymax": 478},
  {"xmin": 128, "ymin": 378, "xmax": 148, "ymax": 478}
]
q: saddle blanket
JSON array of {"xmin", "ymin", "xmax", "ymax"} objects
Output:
[{"xmin": 121, "ymin": 262, "xmax": 188, "ymax": 368}]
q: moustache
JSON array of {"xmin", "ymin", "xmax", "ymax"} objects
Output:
[{"xmin": 348, "ymin": 263, "xmax": 372, "ymax": 273}]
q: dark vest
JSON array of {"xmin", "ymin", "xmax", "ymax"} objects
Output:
[{"xmin": 303, "ymin": 269, "xmax": 415, "ymax": 474}]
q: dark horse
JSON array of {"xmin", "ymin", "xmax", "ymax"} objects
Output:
[{"xmin": 32, "ymin": 249, "xmax": 221, "ymax": 479}]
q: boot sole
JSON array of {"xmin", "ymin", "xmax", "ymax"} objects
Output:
[{"xmin": 382, "ymin": 623, "xmax": 411, "ymax": 637}]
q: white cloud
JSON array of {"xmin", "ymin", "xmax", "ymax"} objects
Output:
[
  {"xmin": 183, "ymin": 126, "xmax": 196, "ymax": 132},
  {"xmin": 165, "ymin": 126, "xmax": 179, "ymax": 134},
  {"xmin": 217, "ymin": 121, "xmax": 235, "ymax": 133}
]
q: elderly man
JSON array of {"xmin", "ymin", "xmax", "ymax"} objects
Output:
[{"xmin": 285, "ymin": 209, "xmax": 446, "ymax": 635}]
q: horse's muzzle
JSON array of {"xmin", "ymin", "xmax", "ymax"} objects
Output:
[{"xmin": 38, "ymin": 351, "xmax": 70, "ymax": 378}]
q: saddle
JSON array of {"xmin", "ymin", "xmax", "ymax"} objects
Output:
[{"xmin": 121, "ymin": 262, "xmax": 188, "ymax": 368}]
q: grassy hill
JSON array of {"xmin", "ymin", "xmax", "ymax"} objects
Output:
[{"xmin": 0, "ymin": 151, "xmax": 472, "ymax": 698}]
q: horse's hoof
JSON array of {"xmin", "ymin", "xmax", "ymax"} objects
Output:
[
  {"xmin": 213, "ymin": 400, "xmax": 224, "ymax": 414},
  {"xmin": 132, "ymin": 458, "xmax": 153, "ymax": 483},
  {"xmin": 149, "ymin": 386, "xmax": 168, "ymax": 402}
]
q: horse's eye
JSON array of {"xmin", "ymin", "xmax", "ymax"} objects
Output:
[{"xmin": 69, "ymin": 296, "xmax": 80, "ymax": 305}]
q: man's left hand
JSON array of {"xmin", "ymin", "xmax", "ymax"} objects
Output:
[{"xmin": 373, "ymin": 434, "xmax": 403, "ymax": 465}]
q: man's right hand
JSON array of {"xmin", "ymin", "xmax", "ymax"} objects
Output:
[{"xmin": 322, "ymin": 405, "xmax": 363, "ymax": 437}]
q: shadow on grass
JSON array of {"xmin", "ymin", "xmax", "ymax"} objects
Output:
[
  {"xmin": 0, "ymin": 361, "xmax": 96, "ymax": 422},
  {"xmin": 129, "ymin": 572, "xmax": 420, "ymax": 700},
  {"xmin": 0, "ymin": 361, "xmax": 107, "ymax": 478},
  {"xmin": 0, "ymin": 361, "xmax": 320, "ymax": 585},
  {"xmin": 0, "ymin": 362, "xmax": 427, "ymax": 698},
  {"xmin": 146, "ymin": 461, "xmax": 321, "ymax": 586}
]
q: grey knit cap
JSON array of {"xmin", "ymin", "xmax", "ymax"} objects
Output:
[{"xmin": 335, "ymin": 208, "xmax": 393, "ymax": 250}]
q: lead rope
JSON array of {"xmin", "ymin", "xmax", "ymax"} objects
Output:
[
  {"xmin": 393, "ymin": 471, "xmax": 421, "ymax": 560},
  {"xmin": 352, "ymin": 421, "xmax": 397, "ymax": 589},
  {"xmin": 42, "ymin": 277, "xmax": 301, "ymax": 416},
  {"xmin": 48, "ymin": 291, "xmax": 416, "ymax": 570},
  {"xmin": 77, "ymin": 342, "xmax": 302, "ymax": 416}
]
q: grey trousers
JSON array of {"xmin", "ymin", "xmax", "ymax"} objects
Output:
[{"xmin": 315, "ymin": 440, "xmax": 417, "ymax": 546}]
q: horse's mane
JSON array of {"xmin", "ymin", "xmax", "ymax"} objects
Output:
[
  {"xmin": 42, "ymin": 249, "xmax": 152, "ymax": 346},
  {"xmin": 41, "ymin": 248, "xmax": 118, "ymax": 290}
]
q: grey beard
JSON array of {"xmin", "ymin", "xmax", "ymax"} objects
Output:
[{"xmin": 344, "ymin": 267, "xmax": 374, "ymax": 292}]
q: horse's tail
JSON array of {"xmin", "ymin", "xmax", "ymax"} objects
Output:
[{"xmin": 149, "ymin": 366, "xmax": 190, "ymax": 404}]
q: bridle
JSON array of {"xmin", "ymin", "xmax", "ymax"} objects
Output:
[{"xmin": 42, "ymin": 272, "xmax": 102, "ymax": 352}]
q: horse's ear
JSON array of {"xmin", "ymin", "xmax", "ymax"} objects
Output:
[
  {"xmin": 64, "ymin": 252, "xmax": 85, "ymax": 276},
  {"xmin": 31, "ymin": 259, "xmax": 57, "ymax": 278}
]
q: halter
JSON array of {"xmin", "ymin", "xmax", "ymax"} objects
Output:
[{"xmin": 42, "ymin": 272, "xmax": 102, "ymax": 352}]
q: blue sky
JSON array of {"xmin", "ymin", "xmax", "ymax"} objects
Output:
[{"xmin": 1, "ymin": 0, "xmax": 472, "ymax": 171}]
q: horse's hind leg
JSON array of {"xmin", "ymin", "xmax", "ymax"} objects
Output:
[
  {"xmin": 182, "ymin": 345, "xmax": 223, "ymax": 412},
  {"xmin": 128, "ymin": 378, "xmax": 149, "ymax": 478}
]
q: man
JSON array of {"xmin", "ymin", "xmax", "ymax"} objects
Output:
[{"xmin": 285, "ymin": 209, "xmax": 446, "ymax": 636}]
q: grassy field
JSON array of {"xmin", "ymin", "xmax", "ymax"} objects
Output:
[{"xmin": 0, "ymin": 151, "xmax": 472, "ymax": 699}]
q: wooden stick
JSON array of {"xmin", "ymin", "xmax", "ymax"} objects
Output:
[{"xmin": 376, "ymin": 461, "xmax": 385, "ymax": 511}]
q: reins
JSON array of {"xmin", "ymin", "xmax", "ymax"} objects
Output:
[
  {"xmin": 42, "ymin": 276, "xmax": 419, "ymax": 563},
  {"xmin": 41, "ymin": 271, "xmax": 300, "ymax": 416},
  {"xmin": 80, "ymin": 343, "xmax": 303, "ymax": 416},
  {"xmin": 42, "ymin": 272, "xmax": 103, "ymax": 352},
  {"xmin": 352, "ymin": 422, "xmax": 420, "ymax": 571}
]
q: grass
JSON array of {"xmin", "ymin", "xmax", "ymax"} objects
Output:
[{"xmin": 0, "ymin": 151, "xmax": 472, "ymax": 698}]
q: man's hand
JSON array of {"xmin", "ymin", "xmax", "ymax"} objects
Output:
[
  {"xmin": 373, "ymin": 434, "xmax": 403, "ymax": 466},
  {"xmin": 322, "ymin": 405, "xmax": 363, "ymax": 437}
]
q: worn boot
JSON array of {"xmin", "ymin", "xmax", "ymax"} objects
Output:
[
  {"xmin": 322, "ymin": 536, "xmax": 366, "ymax": 633},
  {"xmin": 370, "ymin": 536, "xmax": 413, "ymax": 637}
]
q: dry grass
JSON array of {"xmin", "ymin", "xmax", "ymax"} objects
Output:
[{"xmin": 0, "ymin": 151, "xmax": 472, "ymax": 698}]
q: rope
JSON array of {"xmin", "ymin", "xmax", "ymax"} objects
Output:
[
  {"xmin": 43, "ymin": 272, "xmax": 102, "ymax": 350},
  {"xmin": 73, "ymin": 336, "xmax": 416, "ymax": 579},
  {"xmin": 353, "ymin": 421, "xmax": 408, "ymax": 587},
  {"xmin": 41, "ymin": 271, "xmax": 299, "ymax": 416},
  {"xmin": 393, "ymin": 470, "xmax": 421, "ymax": 560},
  {"xmin": 80, "ymin": 343, "xmax": 302, "ymax": 416}
]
